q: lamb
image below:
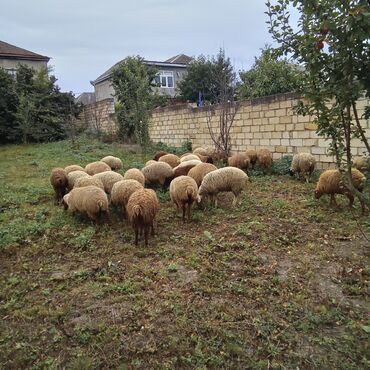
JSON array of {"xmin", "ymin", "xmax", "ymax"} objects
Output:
[
  {"xmin": 85, "ymin": 161, "xmax": 111, "ymax": 176},
  {"xmin": 111, "ymin": 179, "xmax": 144, "ymax": 216},
  {"xmin": 228, "ymin": 153, "xmax": 250, "ymax": 171},
  {"xmin": 289, "ymin": 152, "xmax": 316, "ymax": 183},
  {"xmin": 145, "ymin": 160, "xmax": 157, "ymax": 167},
  {"xmin": 123, "ymin": 168, "xmax": 145, "ymax": 186},
  {"xmin": 173, "ymin": 159, "xmax": 202, "ymax": 177},
  {"xmin": 353, "ymin": 156, "xmax": 370, "ymax": 173},
  {"xmin": 67, "ymin": 170, "xmax": 90, "ymax": 190},
  {"xmin": 153, "ymin": 151, "xmax": 168, "ymax": 161},
  {"xmin": 314, "ymin": 169, "xmax": 366, "ymax": 212},
  {"xmin": 158, "ymin": 153, "xmax": 181, "ymax": 168},
  {"xmin": 245, "ymin": 149, "xmax": 257, "ymax": 169},
  {"xmin": 170, "ymin": 176, "xmax": 198, "ymax": 222},
  {"xmin": 64, "ymin": 165, "xmax": 86, "ymax": 175},
  {"xmin": 101, "ymin": 155, "xmax": 123, "ymax": 170},
  {"xmin": 74, "ymin": 176, "xmax": 105, "ymax": 190},
  {"xmin": 92, "ymin": 171, "xmax": 124, "ymax": 194},
  {"xmin": 126, "ymin": 189, "xmax": 160, "ymax": 246},
  {"xmin": 187, "ymin": 163, "xmax": 218, "ymax": 187},
  {"xmin": 198, "ymin": 167, "xmax": 249, "ymax": 207},
  {"xmin": 180, "ymin": 154, "xmax": 201, "ymax": 162},
  {"xmin": 141, "ymin": 162, "xmax": 174, "ymax": 188},
  {"xmin": 62, "ymin": 185, "xmax": 109, "ymax": 224},
  {"xmin": 256, "ymin": 148, "xmax": 273, "ymax": 171},
  {"xmin": 50, "ymin": 167, "xmax": 68, "ymax": 203}
]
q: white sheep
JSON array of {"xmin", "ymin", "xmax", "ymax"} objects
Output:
[
  {"xmin": 198, "ymin": 167, "xmax": 249, "ymax": 207},
  {"xmin": 289, "ymin": 153, "xmax": 316, "ymax": 182},
  {"xmin": 170, "ymin": 176, "xmax": 198, "ymax": 222}
]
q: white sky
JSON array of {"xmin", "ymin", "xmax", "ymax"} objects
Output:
[{"xmin": 0, "ymin": 0, "xmax": 277, "ymax": 96}]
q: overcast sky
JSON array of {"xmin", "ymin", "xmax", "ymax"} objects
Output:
[{"xmin": 1, "ymin": 0, "xmax": 277, "ymax": 96}]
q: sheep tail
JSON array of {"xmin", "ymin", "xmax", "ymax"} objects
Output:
[
  {"xmin": 186, "ymin": 186, "xmax": 196, "ymax": 201},
  {"xmin": 131, "ymin": 204, "xmax": 142, "ymax": 218}
]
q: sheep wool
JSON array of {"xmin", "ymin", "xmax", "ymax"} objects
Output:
[
  {"xmin": 228, "ymin": 153, "xmax": 250, "ymax": 171},
  {"xmin": 315, "ymin": 169, "xmax": 366, "ymax": 212},
  {"xmin": 126, "ymin": 189, "xmax": 160, "ymax": 246},
  {"xmin": 245, "ymin": 149, "xmax": 257, "ymax": 169},
  {"xmin": 173, "ymin": 159, "xmax": 202, "ymax": 177},
  {"xmin": 180, "ymin": 154, "xmax": 201, "ymax": 162},
  {"xmin": 158, "ymin": 153, "xmax": 181, "ymax": 168},
  {"xmin": 257, "ymin": 148, "xmax": 273, "ymax": 170},
  {"xmin": 193, "ymin": 147, "xmax": 208, "ymax": 157},
  {"xmin": 50, "ymin": 167, "xmax": 68, "ymax": 202},
  {"xmin": 101, "ymin": 155, "xmax": 123, "ymax": 170},
  {"xmin": 123, "ymin": 168, "xmax": 145, "ymax": 186},
  {"xmin": 353, "ymin": 156, "xmax": 370, "ymax": 173},
  {"xmin": 289, "ymin": 153, "xmax": 316, "ymax": 183},
  {"xmin": 64, "ymin": 165, "xmax": 85, "ymax": 175},
  {"xmin": 111, "ymin": 179, "xmax": 144, "ymax": 215},
  {"xmin": 145, "ymin": 160, "xmax": 157, "ymax": 167},
  {"xmin": 85, "ymin": 161, "xmax": 111, "ymax": 176},
  {"xmin": 188, "ymin": 163, "xmax": 218, "ymax": 187},
  {"xmin": 74, "ymin": 176, "xmax": 105, "ymax": 190},
  {"xmin": 141, "ymin": 162, "xmax": 174, "ymax": 187},
  {"xmin": 63, "ymin": 185, "xmax": 109, "ymax": 224},
  {"xmin": 198, "ymin": 167, "xmax": 249, "ymax": 207},
  {"xmin": 67, "ymin": 170, "xmax": 90, "ymax": 190},
  {"xmin": 153, "ymin": 151, "xmax": 168, "ymax": 161},
  {"xmin": 93, "ymin": 171, "xmax": 124, "ymax": 194},
  {"xmin": 170, "ymin": 176, "xmax": 198, "ymax": 222}
]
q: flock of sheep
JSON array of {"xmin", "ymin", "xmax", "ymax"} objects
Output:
[{"xmin": 50, "ymin": 148, "xmax": 368, "ymax": 246}]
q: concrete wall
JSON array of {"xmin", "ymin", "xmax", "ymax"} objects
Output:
[
  {"xmin": 95, "ymin": 79, "xmax": 115, "ymax": 102},
  {"xmin": 149, "ymin": 93, "xmax": 370, "ymax": 169},
  {"xmin": 0, "ymin": 59, "xmax": 48, "ymax": 73}
]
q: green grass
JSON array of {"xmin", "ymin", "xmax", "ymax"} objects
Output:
[{"xmin": 0, "ymin": 137, "xmax": 369, "ymax": 369}]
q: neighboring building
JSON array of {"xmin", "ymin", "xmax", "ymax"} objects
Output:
[
  {"xmin": 75, "ymin": 92, "xmax": 96, "ymax": 105},
  {"xmin": 0, "ymin": 40, "xmax": 50, "ymax": 75},
  {"xmin": 91, "ymin": 54, "xmax": 193, "ymax": 102}
]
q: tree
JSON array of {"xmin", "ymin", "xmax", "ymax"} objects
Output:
[
  {"xmin": 238, "ymin": 46, "xmax": 303, "ymax": 98},
  {"xmin": 178, "ymin": 49, "xmax": 234, "ymax": 104},
  {"xmin": 266, "ymin": 0, "xmax": 370, "ymax": 208},
  {"xmin": 112, "ymin": 56, "xmax": 158, "ymax": 146}
]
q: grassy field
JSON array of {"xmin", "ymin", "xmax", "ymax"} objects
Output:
[{"xmin": 0, "ymin": 138, "xmax": 369, "ymax": 369}]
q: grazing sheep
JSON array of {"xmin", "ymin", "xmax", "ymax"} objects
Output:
[
  {"xmin": 153, "ymin": 151, "xmax": 168, "ymax": 161},
  {"xmin": 63, "ymin": 185, "xmax": 109, "ymax": 224},
  {"xmin": 74, "ymin": 176, "xmax": 105, "ymax": 190},
  {"xmin": 50, "ymin": 168, "xmax": 68, "ymax": 203},
  {"xmin": 126, "ymin": 189, "xmax": 160, "ymax": 246},
  {"xmin": 92, "ymin": 171, "xmax": 124, "ymax": 194},
  {"xmin": 193, "ymin": 147, "xmax": 214, "ymax": 163},
  {"xmin": 85, "ymin": 161, "xmax": 111, "ymax": 176},
  {"xmin": 101, "ymin": 155, "xmax": 123, "ymax": 170},
  {"xmin": 314, "ymin": 169, "xmax": 366, "ymax": 212},
  {"xmin": 64, "ymin": 165, "xmax": 86, "ymax": 175},
  {"xmin": 257, "ymin": 148, "xmax": 273, "ymax": 171},
  {"xmin": 228, "ymin": 153, "xmax": 250, "ymax": 171},
  {"xmin": 289, "ymin": 153, "xmax": 316, "ymax": 183},
  {"xmin": 193, "ymin": 147, "xmax": 208, "ymax": 156},
  {"xmin": 180, "ymin": 154, "xmax": 201, "ymax": 162},
  {"xmin": 211, "ymin": 150, "xmax": 228, "ymax": 164},
  {"xmin": 173, "ymin": 160, "xmax": 202, "ymax": 177},
  {"xmin": 67, "ymin": 170, "xmax": 90, "ymax": 190},
  {"xmin": 123, "ymin": 168, "xmax": 145, "ymax": 186},
  {"xmin": 170, "ymin": 176, "xmax": 198, "ymax": 222},
  {"xmin": 111, "ymin": 179, "xmax": 144, "ymax": 216},
  {"xmin": 353, "ymin": 156, "xmax": 370, "ymax": 173},
  {"xmin": 158, "ymin": 153, "xmax": 181, "ymax": 168},
  {"xmin": 188, "ymin": 163, "xmax": 218, "ymax": 187},
  {"xmin": 198, "ymin": 167, "xmax": 249, "ymax": 207},
  {"xmin": 245, "ymin": 149, "xmax": 257, "ymax": 169},
  {"xmin": 141, "ymin": 162, "xmax": 174, "ymax": 188},
  {"xmin": 145, "ymin": 160, "xmax": 157, "ymax": 167}
]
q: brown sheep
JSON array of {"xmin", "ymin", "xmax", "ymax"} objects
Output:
[
  {"xmin": 245, "ymin": 149, "xmax": 257, "ymax": 169},
  {"xmin": 85, "ymin": 161, "xmax": 111, "ymax": 176},
  {"xmin": 256, "ymin": 148, "xmax": 273, "ymax": 172},
  {"xmin": 158, "ymin": 153, "xmax": 181, "ymax": 168},
  {"xmin": 67, "ymin": 170, "xmax": 90, "ymax": 190},
  {"xmin": 64, "ymin": 165, "xmax": 85, "ymax": 175},
  {"xmin": 153, "ymin": 151, "xmax": 168, "ymax": 161},
  {"xmin": 123, "ymin": 168, "xmax": 145, "ymax": 186},
  {"xmin": 101, "ymin": 156, "xmax": 123, "ymax": 170},
  {"xmin": 50, "ymin": 168, "xmax": 68, "ymax": 203},
  {"xmin": 228, "ymin": 153, "xmax": 250, "ymax": 171},
  {"xmin": 111, "ymin": 179, "xmax": 144, "ymax": 217},
  {"xmin": 188, "ymin": 163, "xmax": 218, "ymax": 187},
  {"xmin": 141, "ymin": 162, "xmax": 174, "ymax": 188},
  {"xmin": 126, "ymin": 189, "xmax": 160, "ymax": 246},
  {"xmin": 173, "ymin": 160, "xmax": 202, "ymax": 177},
  {"xmin": 92, "ymin": 171, "xmax": 124, "ymax": 194},
  {"xmin": 74, "ymin": 176, "xmax": 105, "ymax": 190},
  {"xmin": 314, "ymin": 169, "xmax": 366, "ymax": 212}
]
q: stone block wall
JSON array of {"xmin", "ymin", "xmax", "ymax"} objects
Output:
[{"xmin": 149, "ymin": 93, "xmax": 370, "ymax": 169}]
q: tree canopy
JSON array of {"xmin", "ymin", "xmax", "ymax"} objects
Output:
[{"xmin": 238, "ymin": 46, "xmax": 303, "ymax": 99}]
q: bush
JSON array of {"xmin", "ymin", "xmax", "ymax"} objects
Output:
[
  {"xmin": 272, "ymin": 155, "xmax": 293, "ymax": 175},
  {"xmin": 152, "ymin": 141, "xmax": 192, "ymax": 156}
]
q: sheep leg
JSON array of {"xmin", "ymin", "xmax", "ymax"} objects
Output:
[
  {"xmin": 330, "ymin": 194, "xmax": 338, "ymax": 207},
  {"xmin": 346, "ymin": 193, "xmax": 354, "ymax": 208},
  {"xmin": 182, "ymin": 204, "xmax": 186, "ymax": 222},
  {"xmin": 134, "ymin": 226, "xmax": 139, "ymax": 246},
  {"xmin": 187, "ymin": 202, "xmax": 192, "ymax": 222},
  {"xmin": 151, "ymin": 222, "xmax": 155, "ymax": 236},
  {"xmin": 144, "ymin": 227, "xmax": 149, "ymax": 247}
]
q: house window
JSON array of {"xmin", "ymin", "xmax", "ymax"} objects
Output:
[
  {"xmin": 5, "ymin": 68, "xmax": 17, "ymax": 77},
  {"xmin": 158, "ymin": 71, "xmax": 174, "ymax": 88}
]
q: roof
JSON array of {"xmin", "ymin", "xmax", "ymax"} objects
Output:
[
  {"xmin": 91, "ymin": 54, "xmax": 192, "ymax": 86},
  {"xmin": 75, "ymin": 92, "xmax": 96, "ymax": 105},
  {"xmin": 0, "ymin": 40, "xmax": 50, "ymax": 62}
]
